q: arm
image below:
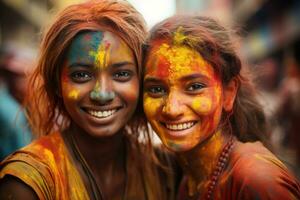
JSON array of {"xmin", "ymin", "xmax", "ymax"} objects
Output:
[{"xmin": 0, "ymin": 175, "xmax": 38, "ymax": 200}]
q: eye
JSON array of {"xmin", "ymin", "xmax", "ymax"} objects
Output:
[
  {"xmin": 70, "ymin": 71, "xmax": 92, "ymax": 83},
  {"xmin": 186, "ymin": 83, "xmax": 206, "ymax": 92},
  {"xmin": 113, "ymin": 70, "xmax": 132, "ymax": 82},
  {"xmin": 146, "ymin": 86, "xmax": 166, "ymax": 97}
]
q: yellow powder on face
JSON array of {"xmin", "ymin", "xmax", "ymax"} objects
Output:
[
  {"xmin": 68, "ymin": 89, "xmax": 79, "ymax": 99},
  {"xmin": 155, "ymin": 44, "xmax": 209, "ymax": 82},
  {"xmin": 143, "ymin": 94, "xmax": 163, "ymax": 117},
  {"xmin": 94, "ymin": 81, "xmax": 101, "ymax": 91},
  {"xmin": 89, "ymin": 42, "xmax": 111, "ymax": 69},
  {"xmin": 192, "ymin": 97, "xmax": 213, "ymax": 114},
  {"xmin": 156, "ymin": 44, "xmax": 192, "ymax": 79}
]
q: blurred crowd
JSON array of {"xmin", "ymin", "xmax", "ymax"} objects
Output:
[
  {"xmin": 0, "ymin": 44, "xmax": 33, "ymax": 160},
  {"xmin": 257, "ymin": 41, "xmax": 300, "ymax": 179}
]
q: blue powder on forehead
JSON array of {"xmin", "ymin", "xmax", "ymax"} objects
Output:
[{"xmin": 66, "ymin": 31, "xmax": 104, "ymax": 65}]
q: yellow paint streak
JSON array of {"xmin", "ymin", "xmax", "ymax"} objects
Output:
[
  {"xmin": 94, "ymin": 81, "xmax": 101, "ymax": 91},
  {"xmin": 89, "ymin": 42, "xmax": 110, "ymax": 69},
  {"xmin": 173, "ymin": 27, "xmax": 187, "ymax": 45},
  {"xmin": 68, "ymin": 89, "xmax": 79, "ymax": 99}
]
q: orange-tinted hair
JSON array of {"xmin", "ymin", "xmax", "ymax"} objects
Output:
[
  {"xmin": 26, "ymin": 3, "xmax": 178, "ymax": 198},
  {"xmin": 26, "ymin": 0, "xmax": 147, "ymax": 136}
]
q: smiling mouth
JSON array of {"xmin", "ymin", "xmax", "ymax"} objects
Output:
[
  {"xmin": 85, "ymin": 109, "xmax": 118, "ymax": 118},
  {"xmin": 163, "ymin": 121, "xmax": 196, "ymax": 131}
]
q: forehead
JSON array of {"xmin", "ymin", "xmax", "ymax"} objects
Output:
[
  {"xmin": 145, "ymin": 41, "xmax": 215, "ymax": 79},
  {"xmin": 66, "ymin": 31, "xmax": 134, "ymax": 65}
]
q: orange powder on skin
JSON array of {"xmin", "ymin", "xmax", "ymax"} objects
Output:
[
  {"xmin": 198, "ymin": 130, "xmax": 224, "ymax": 173},
  {"xmin": 154, "ymin": 44, "xmax": 211, "ymax": 83},
  {"xmin": 144, "ymin": 31, "xmax": 225, "ymax": 152}
]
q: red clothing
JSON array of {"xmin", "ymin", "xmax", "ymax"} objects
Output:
[{"xmin": 178, "ymin": 141, "xmax": 300, "ymax": 200}]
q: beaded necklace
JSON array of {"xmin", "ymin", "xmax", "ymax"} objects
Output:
[{"xmin": 203, "ymin": 136, "xmax": 235, "ymax": 200}]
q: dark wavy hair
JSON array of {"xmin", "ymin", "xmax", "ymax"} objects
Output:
[{"xmin": 143, "ymin": 15, "xmax": 268, "ymax": 144}]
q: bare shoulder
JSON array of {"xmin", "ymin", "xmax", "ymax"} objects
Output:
[{"xmin": 0, "ymin": 175, "xmax": 38, "ymax": 200}]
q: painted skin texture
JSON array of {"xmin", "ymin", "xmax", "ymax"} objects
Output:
[
  {"xmin": 61, "ymin": 31, "xmax": 139, "ymax": 138},
  {"xmin": 143, "ymin": 41, "xmax": 224, "ymax": 152},
  {"xmin": 0, "ymin": 132, "xmax": 89, "ymax": 199},
  {"xmin": 0, "ymin": 32, "xmax": 178, "ymax": 200}
]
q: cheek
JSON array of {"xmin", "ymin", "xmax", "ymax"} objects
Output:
[
  {"xmin": 191, "ymin": 86, "xmax": 222, "ymax": 115},
  {"xmin": 191, "ymin": 97, "xmax": 213, "ymax": 114},
  {"xmin": 116, "ymin": 79, "xmax": 139, "ymax": 105},
  {"xmin": 61, "ymin": 73, "xmax": 81, "ymax": 101},
  {"xmin": 143, "ymin": 95, "xmax": 163, "ymax": 118}
]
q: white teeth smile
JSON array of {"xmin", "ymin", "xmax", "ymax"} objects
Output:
[
  {"xmin": 165, "ymin": 122, "xmax": 195, "ymax": 131},
  {"xmin": 87, "ymin": 109, "xmax": 117, "ymax": 118}
]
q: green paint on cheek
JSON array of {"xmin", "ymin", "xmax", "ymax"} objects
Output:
[{"xmin": 167, "ymin": 141, "xmax": 183, "ymax": 151}]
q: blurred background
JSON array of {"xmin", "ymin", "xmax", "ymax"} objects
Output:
[{"xmin": 1, "ymin": 0, "xmax": 300, "ymax": 178}]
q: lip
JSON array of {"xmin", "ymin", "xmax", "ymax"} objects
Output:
[
  {"xmin": 81, "ymin": 105, "xmax": 123, "ymax": 124},
  {"xmin": 160, "ymin": 120, "xmax": 198, "ymax": 138}
]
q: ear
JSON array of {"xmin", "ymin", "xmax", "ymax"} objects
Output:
[{"xmin": 223, "ymin": 77, "xmax": 239, "ymax": 112}]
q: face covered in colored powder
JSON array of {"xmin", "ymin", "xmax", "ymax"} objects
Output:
[
  {"xmin": 143, "ymin": 40, "xmax": 234, "ymax": 152},
  {"xmin": 61, "ymin": 31, "xmax": 139, "ymax": 138}
]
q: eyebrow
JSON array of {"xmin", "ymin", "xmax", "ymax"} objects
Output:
[
  {"xmin": 144, "ymin": 76, "xmax": 163, "ymax": 83},
  {"xmin": 68, "ymin": 63, "xmax": 93, "ymax": 68},
  {"xmin": 111, "ymin": 61, "xmax": 135, "ymax": 68},
  {"xmin": 68, "ymin": 61, "xmax": 135, "ymax": 69},
  {"xmin": 144, "ymin": 74, "xmax": 211, "ymax": 83},
  {"xmin": 179, "ymin": 73, "xmax": 210, "ymax": 82}
]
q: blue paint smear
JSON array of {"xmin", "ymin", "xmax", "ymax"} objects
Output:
[
  {"xmin": 66, "ymin": 31, "xmax": 103, "ymax": 66},
  {"xmin": 168, "ymin": 141, "xmax": 182, "ymax": 151}
]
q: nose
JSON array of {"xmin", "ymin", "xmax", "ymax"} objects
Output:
[
  {"xmin": 90, "ymin": 75, "xmax": 115, "ymax": 104},
  {"xmin": 162, "ymin": 90, "xmax": 184, "ymax": 120}
]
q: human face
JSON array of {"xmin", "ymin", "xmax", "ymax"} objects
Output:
[
  {"xmin": 61, "ymin": 31, "xmax": 139, "ymax": 138},
  {"xmin": 143, "ymin": 41, "xmax": 226, "ymax": 152}
]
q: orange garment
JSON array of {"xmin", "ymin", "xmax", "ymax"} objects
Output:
[
  {"xmin": 0, "ymin": 132, "xmax": 178, "ymax": 200},
  {"xmin": 178, "ymin": 141, "xmax": 300, "ymax": 200}
]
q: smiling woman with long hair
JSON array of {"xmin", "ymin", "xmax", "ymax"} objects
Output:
[
  {"xmin": 0, "ymin": 1, "xmax": 178, "ymax": 199},
  {"xmin": 143, "ymin": 15, "xmax": 300, "ymax": 200}
]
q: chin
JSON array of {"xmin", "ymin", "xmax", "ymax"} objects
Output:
[
  {"xmin": 163, "ymin": 139, "xmax": 198, "ymax": 152},
  {"xmin": 84, "ymin": 126, "xmax": 122, "ymax": 138}
]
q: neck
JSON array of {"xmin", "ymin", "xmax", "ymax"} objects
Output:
[
  {"xmin": 64, "ymin": 123, "xmax": 128, "ymax": 200},
  {"xmin": 66, "ymin": 123, "xmax": 126, "ymax": 171},
  {"xmin": 177, "ymin": 130, "xmax": 230, "ymax": 194}
]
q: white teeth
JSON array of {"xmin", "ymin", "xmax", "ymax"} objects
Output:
[
  {"xmin": 88, "ymin": 109, "xmax": 116, "ymax": 118},
  {"xmin": 166, "ymin": 122, "xmax": 195, "ymax": 131}
]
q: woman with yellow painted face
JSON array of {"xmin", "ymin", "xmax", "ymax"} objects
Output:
[
  {"xmin": 143, "ymin": 15, "xmax": 300, "ymax": 200},
  {"xmin": 0, "ymin": 1, "xmax": 179, "ymax": 200}
]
